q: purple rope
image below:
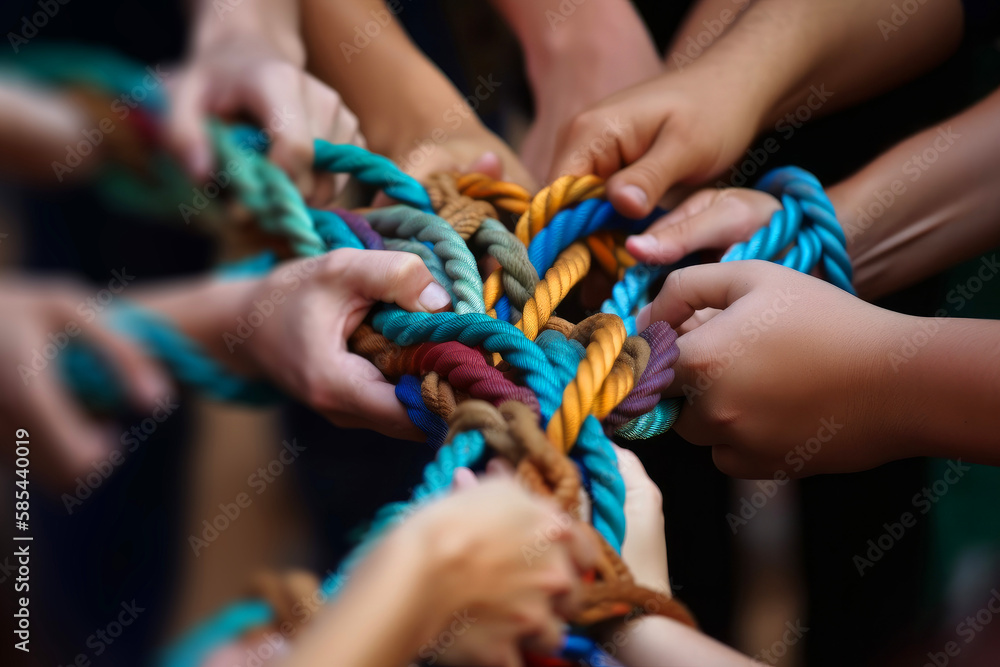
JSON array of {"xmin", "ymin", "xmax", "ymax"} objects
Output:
[
  {"xmin": 604, "ymin": 321, "xmax": 679, "ymax": 433},
  {"xmin": 334, "ymin": 208, "xmax": 385, "ymax": 250}
]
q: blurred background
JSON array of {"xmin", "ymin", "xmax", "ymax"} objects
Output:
[{"xmin": 1, "ymin": 1, "xmax": 999, "ymax": 665}]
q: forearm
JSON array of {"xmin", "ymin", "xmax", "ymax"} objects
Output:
[
  {"xmin": 829, "ymin": 87, "xmax": 1000, "ymax": 300},
  {"xmin": 765, "ymin": 0, "xmax": 962, "ymax": 122},
  {"xmin": 302, "ymin": 0, "xmax": 477, "ymax": 159},
  {"xmin": 492, "ymin": 0, "xmax": 653, "ymax": 78},
  {"xmin": 129, "ymin": 277, "xmax": 261, "ymax": 376},
  {"xmin": 188, "ymin": 0, "xmax": 305, "ymax": 64},
  {"xmin": 595, "ymin": 616, "xmax": 756, "ymax": 666},
  {"xmin": 686, "ymin": 0, "xmax": 962, "ymax": 133},
  {"xmin": 883, "ymin": 317, "xmax": 1000, "ymax": 463},
  {"xmin": 281, "ymin": 527, "xmax": 453, "ymax": 667}
]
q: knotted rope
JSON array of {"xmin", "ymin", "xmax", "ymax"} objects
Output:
[{"xmin": 22, "ymin": 47, "xmax": 855, "ymax": 667}]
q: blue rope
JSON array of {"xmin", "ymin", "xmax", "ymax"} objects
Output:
[
  {"xmin": 725, "ymin": 166, "xmax": 854, "ymax": 293},
  {"xmin": 395, "ymin": 375, "xmax": 448, "ymax": 447}
]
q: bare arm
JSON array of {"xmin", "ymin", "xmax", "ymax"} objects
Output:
[{"xmin": 830, "ymin": 87, "xmax": 1000, "ymax": 300}]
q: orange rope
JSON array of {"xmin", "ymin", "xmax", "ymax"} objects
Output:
[
  {"xmin": 515, "ymin": 175, "xmax": 605, "ymax": 245},
  {"xmin": 515, "ymin": 242, "xmax": 591, "ymax": 341},
  {"xmin": 455, "ymin": 172, "xmax": 531, "ymax": 215},
  {"xmin": 547, "ymin": 314, "xmax": 627, "ymax": 453}
]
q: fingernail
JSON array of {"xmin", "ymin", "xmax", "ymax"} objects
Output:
[
  {"xmin": 418, "ymin": 282, "xmax": 451, "ymax": 312},
  {"xmin": 620, "ymin": 184, "xmax": 649, "ymax": 210},
  {"xmin": 628, "ymin": 234, "xmax": 657, "ymax": 254},
  {"xmin": 140, "ymin": 372, "xmax": 171, "ymax": 409},
  {"xmin": 188, "ymin": 145, "xmax": 212, "ymax": 179},
  {"xmin": 635, "ymin": 304, "xmax": 652, "ymax": 332}
]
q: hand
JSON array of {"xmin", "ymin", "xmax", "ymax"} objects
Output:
[
  {"xmin": 403, "ymin": 478, "xmax": 598, "ymax": 666},
  {"xmin": 0, "ymin": 278, "xmax": 170, "ymax": 488},
  {"xmin": 166, "ymin": 35, "xmax": 364, "ymax": 205},
  {"xmin": 396, "ymin": 128, "xmax": 537, "ymax": 194},
  {"xmin": 511, "ymin": 0, "xmax": 662, "ymax": 182},
  {"xmin": 638, "ymin": 260, "xmax": 907, "ymax": 478},
  {"xmin": 627, "ymin": 188, "xmax": 781, "ymax": 265},
  {"xmin": 234, "ymin": 249, "xmax": 451, "ymax": 440},
  {"xmin": 548, "ymin": 67, "xmax": 764, "ymax": 219},
  {"xmin": 615, "ymin": 445, "xmax": 669, "ymax": 595}
]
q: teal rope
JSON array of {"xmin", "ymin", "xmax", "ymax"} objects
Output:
[
  {"xmin": 601, "ymin": 264, "xmax": 662, "ymax": 336},
  {"xmin": 615, "ymin": 400, "xmax": 682, "ymax": 440},
  {"xmin": 372, "ymin": 308, "xmax": 564, "ymax": 419},
  {"xmin": 383, "ymin": 238, "xmax": 454, "ymax": 297},
  {"xmin": 537, "ymin": 331, "xmax": 626, "ymax": 551}
]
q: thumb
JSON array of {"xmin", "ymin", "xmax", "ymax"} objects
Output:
[
  {"xmin": 331, "ymin": 248, "xmax": 452, "ymax": 313},
  {"xmin": 641, "ymin": 261, "xmax": 763, "ymax": 331},
  {"xmin": 627, "ymin": 199, "xmax": 740, "ymax": 265},
  {"xmin": 606, "ymin": 135, "xmax": 685, "ymax": 219}
]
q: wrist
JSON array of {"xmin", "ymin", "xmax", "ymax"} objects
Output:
[{"xmin": 190, "ymin": 0, "xmax": 305, "ymax": 66}]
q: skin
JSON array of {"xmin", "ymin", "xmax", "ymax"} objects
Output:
[
  {"xmin": 279, "ymin": 479, "xmax": 598, "ymax": 667},
  {"xmin": 548, "ymin": 0, "xmax": 963, "ymax": 220},
  {"xmin": 629, "ymin": 87, "xmax": 1000, "ymax": 301},
  {"xmin": 168, "ymin": 0, "xmax": 365, "ymax": 204},
  {"xmin": 490, "ymin": 0, "xmax": 661, "ymax": 182},
  {"xmin": 0, "ymin": 278, "xmax": 171, "ymax": 488},
  {"xmin": 636, "ymin": 261, "xmax": 1000, "ymax": 477},
  {"xmin": 300, "ymin": 0, "xmax": 535, "ymax": 189},
  {"xmin": 132, "ymin": 249, "xmax": 453, "ymax": 441}
]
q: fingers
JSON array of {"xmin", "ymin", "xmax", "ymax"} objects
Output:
[
  {"xmin": 468, "ymin": 151, "xmax": 503, "ymax": 180},
  {"xmin": 18, "ymin": 369, "xmax": 113, "ymax": 488},
  {"xmin": 324, "ymin": 355, "xmax": 423, "ymax": 441},
  {"xmin": 605, "ymin": 139, "xmax": 685, "ymax": 219},
  {"xmin": 640, "ymin": 261, "xmax": 764, "ymax": 331},
  {"xmin": 74, "ymin": 319, "xmax": 171, "ymax": 412},
  {"xmin": 165, "ymin": 72, "xmax": 212, "ymax": 178},
  {"xmin": 327, "ymin": 249, "xmax": 451, "ymax": 313},
  {"xmin": 238, "ymin": 66, "xmax": 317, "ymax": 198},
  {"xmin": 629, "ymin": 189, "xmax": 782, "ymax": 264},
  {"xmin": 451, "ymin": 467, "xmax": 480, "ymax": 491}
]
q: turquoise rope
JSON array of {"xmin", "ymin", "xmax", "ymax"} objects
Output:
[
  {"xmin": 537, "ymin": 331, "xmax": 626, "ymax": 551},
  {"xmin": 724, "ymin": 166, "xmax": 855, "ymax": 293},
  {"xmin": 158, "ymin": 600, "xmax": 273, "ymax": 667},
  {"xmin": 600, "ymin": 264, "xmax": 663, "ymax": 336},
  {"xmin": 372, "ymin": 308, "xmax": 564, "ymax": 420},
  {"xmin": 614, "ymin": 400, "xmax": 682, "ymax": 440}
]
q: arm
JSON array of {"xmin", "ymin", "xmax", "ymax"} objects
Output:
[
  {"xmin": 127, "ymin": 249, "xmax": 451, "ymax": 441},
  {"xmin": 168, "ymin": 0, "xmax": 363, "ymax": 203},
  {"xmin": 625, "ymin": 87, "xmax": 1000, "ymax": 301},
  {"xmin": 301, "ymin": 0, "xmax": 534, "ymax": 186},
  {"xmin": 639, "ymin": 261, "xmax": 1000, "ymax": 477},
  {"xmin": 549, "ymin": 0, "xmax": 963, "ymax": 218},
  {"xmin": 831, "ymin": 87, "xmax": 1000, "ymax": 300},
  {"xmin": 490, "ymin": 0, "xmax": 661, "ymax": 180},
  {"xmin": 280, "ymin": 479, "xmax": 596, "ymax": 667}
]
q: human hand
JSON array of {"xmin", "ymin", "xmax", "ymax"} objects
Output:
[
  {"xmin": 233, "ymin": 249, "xmax": 451, "ymax": 440},
  {"xmin": 397, "ymin": 128, "xmax": 537, "ymax": 194},
  {"xmin": 167, "ymin": 35, "xmax": 364, "ymax": 206},
  {"xmin": 405, "ymin": 478, "xmax": 598, "ymax": 666},
  {"xmin": 627, "ymin": 188, "xmax": 781, "ymax": 265},
  {"xmin": 615, "ymin": 445, "xmax": 669, "ymax": 595},
  {"xmin": 0, "ymin": 278, "xmax": 170, "ymax": 488},
  {"xmin": 548, "ymin": 67, "xmax": 764, "ymax": 219},
  {"xmin": 637, "ymin": 260, "xmax": 906, "ymax": 478}
]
